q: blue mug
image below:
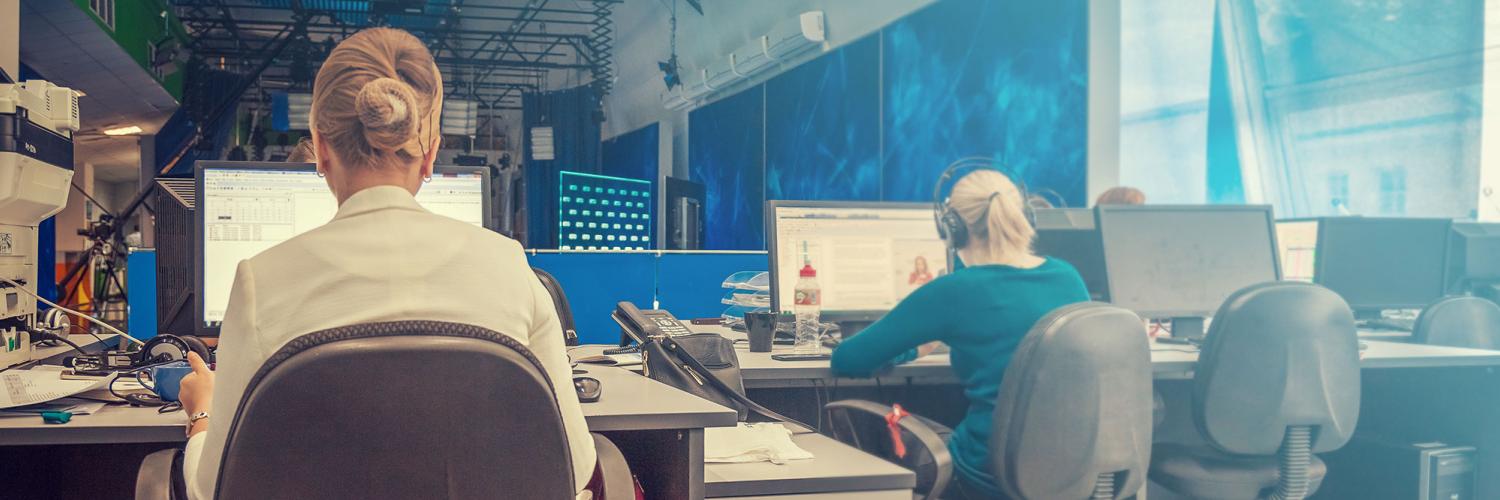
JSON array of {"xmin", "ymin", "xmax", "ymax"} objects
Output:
[{"xmin": 136, "ymin": 361, "xmax": 193, "ymax": 402}]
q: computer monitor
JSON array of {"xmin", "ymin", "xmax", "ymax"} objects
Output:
[
  {"xmin": 1276, "ymin": 219, "xmax": 1320, "ymax": 283},
  {"xmin": 1097, "ymin": 205, "xmax": 1281, "ymax": 340},
  {"xmin": 1448, "ymin": 222, "xmax": 1500, "ymax": 302},
  {"xmin": 1034, "ymin": 227, "xmax": 1108, "ymax": 301},
  {"xmin": 1314, "ymin": 217, "xmax": 1451, "ymax": 316},
  {"xmin": 1034, "ymin": 208, "xmax": 1094, "ymax": 230},
  {"xmin": 766, "ymin": 201, "xmax": 947, "ymax": 322},
  {"xmin": 194, "ymin": 161, "xmax": 492, "ymax": 335}
]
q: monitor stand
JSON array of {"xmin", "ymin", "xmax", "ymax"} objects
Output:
[{"xmin": 1170, "ymin": 317, "xmax": 1207, "ymax": 343}]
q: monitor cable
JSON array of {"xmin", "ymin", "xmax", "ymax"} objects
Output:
[{"xmin": 0, "ymin": 277, "xmax": 145, "ymax": 346}]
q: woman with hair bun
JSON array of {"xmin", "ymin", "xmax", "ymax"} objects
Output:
[{"xmin": 176, "ymin": 28, "xmax": 596, "ymax": 499}]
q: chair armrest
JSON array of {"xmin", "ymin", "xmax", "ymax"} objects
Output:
[
  {"xmin": 135, "ymin": 448, "xmax": 178, "ymax": 500},
  {"xmin": 825, "ymin": 399, "xmax": 954, "ymax": 500},
  {"xmin": 591, "ymin": 433, "xmax": 634, "ymax": 500}
]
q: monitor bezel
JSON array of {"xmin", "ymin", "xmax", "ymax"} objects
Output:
[
  {"xmin": 1312, "ymin": 216, "xmax": 1453, "ymax": 312},
  {"xmin": 1095, "ymin": 204, "xmax": 1282, "ymax": 319},
  {"xmin": 764, "ymin": 200, "xmax": 936, "ymax": 322},
  {"xmin": 193, "ymin": 161, "xmax": 493, "ymax": 336}
]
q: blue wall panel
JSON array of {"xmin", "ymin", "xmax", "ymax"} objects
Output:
[
  {"xmin": 765, "ymin": 35, "xmax": 882, "ymax": 201},
  {"xmin": 881, "ymin": 0, "xmax": 1088, "ymax": 205},
  {"xmin": 527, "ymin": 252, "xmax": 656, "ymax": 345},
  {"xmin": 656, "ymin": 253, "xmax": 769, "ymax": 320},
  {"xmin": 689, "ymin": 86, "xmax": 766, "ymax": 250}
]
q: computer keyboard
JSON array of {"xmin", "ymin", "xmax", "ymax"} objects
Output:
[{"xmin": 1358, "ymin": 318, "xmax": 1416, "ymax": 332}]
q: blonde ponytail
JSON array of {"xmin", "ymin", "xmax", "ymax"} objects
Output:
[{"xmin": 948, "ymin": 170, "xmax": 1036, "ymax": 258}]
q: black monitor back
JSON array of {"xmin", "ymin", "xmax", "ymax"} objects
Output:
[
  {"xmin": 1315, "ymin": 217, "xmax": 1451, "ymax": 313},
  {"xmin": 1034, "ymin": 228, "xmax": 1108, "ymax": 301},
  {"xmin": 1447, "ymin": 222, "xmax": 1500, "ymax": 291}
]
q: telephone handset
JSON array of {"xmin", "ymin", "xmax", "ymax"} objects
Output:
[{"xmin": 612, "ymin": 301, "xmax": 693, "ymax": 345}]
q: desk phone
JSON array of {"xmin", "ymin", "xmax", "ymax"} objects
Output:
[{"xmin": 612, "ymin": 302, "xmax": 692, "ymax": 345}]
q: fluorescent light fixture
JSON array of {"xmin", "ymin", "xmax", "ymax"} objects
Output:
[{"xmin": 102, "ymin": 125, "xmax": 142, "ymax": 136}]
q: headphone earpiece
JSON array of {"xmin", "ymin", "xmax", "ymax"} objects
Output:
[
  {"xmin": 937, "ymin": 202, "xmax": 970, "ymax": 249},
  {"xmin": 138, "ymin": 334, "xmax": 212, "ymax": 366}
]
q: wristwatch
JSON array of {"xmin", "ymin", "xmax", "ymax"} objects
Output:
[{"xmin": 186, "ymin": 412, "xmax": 210, "ymax": 435}]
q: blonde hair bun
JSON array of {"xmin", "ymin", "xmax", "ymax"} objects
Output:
[{"xmin": 355, "ymin": 77, "xmax": 419, "ymax": 153}]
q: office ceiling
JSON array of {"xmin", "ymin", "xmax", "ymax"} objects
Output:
[
  {"xmin": 171, "ymin": 0, "xmax": 622, "ymax": 111},
  {"xmin": 19, "ymin": 0, "xmax": 181, "ymax": 185}
]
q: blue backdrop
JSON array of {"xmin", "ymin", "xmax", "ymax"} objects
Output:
[
  {"xmin": 881, "ymin": 0, "xmax": 1089, "ymax": 204},
  {"xmin": 602, "ymin": 123, "xmax": 659, "ymax": 183},
  {"xmin": 683, "ymin": 0, "xmax": 1089, "ymax": 250},
  {"xmin": 765, "ymin": 35, "xmax": 882, "ymax": 201},
  {"xmin": 689, "ymin": 86, "xmax": 767, "ymax": 250}
]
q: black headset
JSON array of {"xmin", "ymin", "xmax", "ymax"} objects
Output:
[
  {"xmin": 139, "ymin": 334, "xmax": 212, "ymax": 366},
  {"xmin": 932, "ymin": 157, "xmax": 1034, "ymax": 251}
]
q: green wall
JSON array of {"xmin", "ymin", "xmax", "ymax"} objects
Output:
[{"xmin": 69, "ymin": 0, "xmax": 186, "ymax": 99}]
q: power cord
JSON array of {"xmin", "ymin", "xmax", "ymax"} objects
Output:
[{"xmin": 0, "ymin": 277, "xmax": 144, "ymax": 346}]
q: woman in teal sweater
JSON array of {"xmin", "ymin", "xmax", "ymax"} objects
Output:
[{"xmin": 831, "ymin": 169, "xmax": 1090, "ymax": 499}]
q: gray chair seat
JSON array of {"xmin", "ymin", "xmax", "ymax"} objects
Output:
[{"xmin": 1152, "ymin": 444, "xmax": 1326, "ymax": 499}]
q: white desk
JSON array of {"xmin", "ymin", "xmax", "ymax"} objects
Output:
[
  {"xmin": 4, "ymin": 338, "xmax": 740, "ymax": 500},
  {"xmin": 705, "ymin": 432, "xmax": 914, "ymax": 499},
  {"xmin": 574, "ymin": 325, "xmax": 1500, "ymax": 386}
]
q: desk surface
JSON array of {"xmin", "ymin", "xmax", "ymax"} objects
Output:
[
  {"xmin": 575, "ymin": 325, "xmax": 1500, "ymax": 386},
  {"xmin": 0, "ymin": 363, "xmax": 735, "ymax": 446},
  {"xmin": 704, "ymin": 432, "xmax": 914, "ymax": 498}
]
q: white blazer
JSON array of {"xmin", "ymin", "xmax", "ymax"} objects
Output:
[{"xmin": 183, "ymin": 185, "xmax": 596, "ymax": 499}]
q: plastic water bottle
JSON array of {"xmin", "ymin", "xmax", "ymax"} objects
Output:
[{"xmin": 793, "ymin": 263, "xmax": 822, "ymax": 354}]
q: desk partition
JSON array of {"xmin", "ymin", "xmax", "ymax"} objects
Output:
[{"xmin": 526, "ymin": 250, "xmax": 767, "ymax": 344}]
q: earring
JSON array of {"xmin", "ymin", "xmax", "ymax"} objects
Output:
[
  {"xmin": 316, "ymin": 171, "xmax": 326, "ymax": 178},
  {"xmin": 422, "ymin": 176, "xmax": 432, "ymax": 183}
]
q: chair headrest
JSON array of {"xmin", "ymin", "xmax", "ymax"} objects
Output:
[
  {"xmin": 1414, "ymin": 296, "xmax": 1500, "ymax": 349},
  {"xmin": 1196, "ymin": 282, "xmax": 1360, "ymax": 455},
  {"xmin": 992, "ymin": 302, "xmax": 1154, "ymax": 499}
]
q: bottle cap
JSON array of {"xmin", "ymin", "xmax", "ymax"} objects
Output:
[{"xmin": 799, "ymin": 264, "xmax": 817, "ymax": 277}]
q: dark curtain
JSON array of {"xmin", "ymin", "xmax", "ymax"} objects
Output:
[{"xmin": 522, "ymin": 86, "xmax": 601, "ymax": 249}]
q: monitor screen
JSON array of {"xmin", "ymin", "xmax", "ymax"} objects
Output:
[
  {"xmin": 1315, "ymin": 217, "xmax": 1451, "ymax": 311},
  {"xmin": 196, "ymin": 162, "xmax": 490, "ymax": 333},
  {"xmin": 767, "ymin": 202, "xmax": 947, "ymax": 318},
  {"xmin": 1276, "ymin": 220, "xmax": 1320, "ymax": 283},
  {"xmin": 1097, "ymin": 205, "xmax": 1280, "ymax": 318},
  {"xmin": 1034, "ymin": 228, "xmax": 1108, "ymax": 301}
]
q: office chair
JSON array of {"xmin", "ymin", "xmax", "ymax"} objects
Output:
[
  {"xmin": 1151, "ymin": 282, "xmax": 1360, "ymax": 500},
  {"xmin": 533, "ymin": 267, "xmax": 581, "ymax": 346},
  {"xmin": 991, "ymin": 302, "xmax": 1154, "ymax": 500},
  {"xmin": 135, "ymin": 320, "xmax": 632, "ymax": 500},
  {"xmin": 1413, "ymin": 296, "xmax": 1500, "ymax": 349},
  {"xmin": 824, "ymin": 302, "xmax": 1153, "ymax": 500}
]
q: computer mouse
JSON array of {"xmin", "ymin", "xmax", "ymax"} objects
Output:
[{"xmin": 574, "ymin": 376, "xmax": 602, "ymax": 403}]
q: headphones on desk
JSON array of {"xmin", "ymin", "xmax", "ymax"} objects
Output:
[
  {"xmin": 139, "ymin": 334, "xmax": 212, "ymax": 365},
  {"xmin": 932, "ymin": 157, "xmax": 1034, "ymax": 250}
]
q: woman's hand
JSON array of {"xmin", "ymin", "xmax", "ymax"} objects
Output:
[
  {"xmin": 916, "ymin": 341, "xmax": 943, "ymax": 358},
  {"xmin": 179, "ymin": 352, "xmax": 215, "ymax": 437}
]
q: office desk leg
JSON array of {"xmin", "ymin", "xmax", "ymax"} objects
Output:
[{"xmin": 603, "ymin": 428, "xmax": 704, "ymax": 500}]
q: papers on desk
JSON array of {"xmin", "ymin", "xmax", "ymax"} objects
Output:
[
  {"xmin": 0, "ymin": 370, "xmax": 105, "ymax": 409},
  {"xmin": 0, "ymin": 397, "xmax": 107, "ymax": 417},
  {"xmin": 705, "ymin": 423, "xmax": 815, "ymax": 464}
]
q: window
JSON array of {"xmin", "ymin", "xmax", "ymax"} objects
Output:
[
  {"xmin": 1327, "ymin": 172, "xmax": 1349, "ymax": 213},
  {"xmin": 1118, "ymin": 0, "xmax": 1217, "ymax": 203},
  {"xmin": 1379, "ymin": 167, "xmax": 1407, "ymax": 215},
  {"xmin": 1224, "ymin": 0, "xmax": 1481, "ymax": 218},
  {"xmin": 88, "ymin": 0, "xmax": 114, "ymax": 30}
]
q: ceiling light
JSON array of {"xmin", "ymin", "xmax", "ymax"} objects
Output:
[{"xmin": 102, "ymin": 125, "xmax": 143, "ymax": 136}]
